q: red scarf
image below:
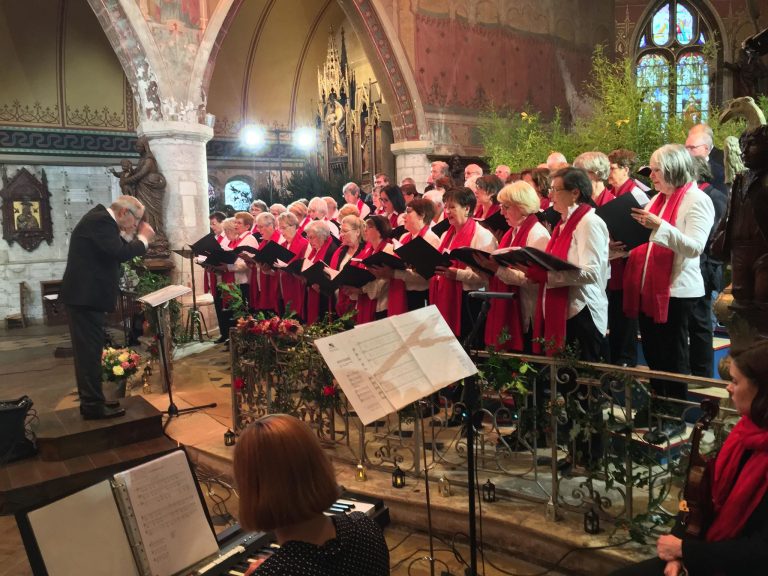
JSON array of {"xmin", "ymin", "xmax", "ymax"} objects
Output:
[
  {"xmin": 429, "ymin": 218, "xmax": 477, "ymax": 336},
  {"xmin": 204, "ymin": 234, "xmax": 225, "ymax": 293},
  {"xmin": 706, "ymin": 416, "xmax": 768, "ymax": 541},
  {"xmin": 612, "ymin": 177, "xmax": 638, "ymax": 197},
  {"xmin": 533, "ymin": 203, "xmax": 592, "ymax": 355},
  {"xmin": 297, "ymin": 216, "xmax": 311, "ymax": 235},
  {"xmin": 221, "ymin": 234, "xmax": 245, "ymax": 284},
  {"xmin": 388, "ymin": 226, "xmax": 430, "ymax": 316},
  {"xmin": 331, "ymin": 242, "xmax": 367, "ymax": 317},
  {"xmin": 388, "ymin": 212, "xmax": 400, "ymax": 229},
  {"xmin": 305, "ymin": 236, "xmax": 335, "ymax": 324},
  {"xmin": 473, "ymin": 204, "xmax": 484, "ymax": 218},
  {"xmin": 354, "ymin": 240, "xmax": 387, "ymax": 324},
  {"xmin": 539, "ymin": 197, "xmax": 550, "ymax": 211},
  {"xmin": 279, "ymin": 234, "xmax": 308, "ymax": 319},
  {"xmin": 252, "ymin": 230, "xmax": 282, "ymax": 312},
  {"xmin": 594, "ymin": 188, "xmax": 615, "ymax": 207},
  {"xmin": 623, "ymin": 182, "xmax": 692, "ymax": 323},
  {"xmin": 484, "ymin": 214, "xmax": 538, "ymax": 350}
]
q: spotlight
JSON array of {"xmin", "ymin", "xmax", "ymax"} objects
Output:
[
  {"xmin": 293, "ymin": 127, "xmax": 316, "ymax": 151},
  {"xmin": 240, "ymin": 125, "xmax": 266, "ymax": 149}
]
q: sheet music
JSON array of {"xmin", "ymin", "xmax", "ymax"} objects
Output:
[
  {"xmin": 27, "ymin": 481, "xmax": 139, "ymax": 576},
  {"xmin": 136, "ymin": 284, "xmax": 191, "ymax": 308},
  {"xmin": 114, "ymin": 451, "xmax": 218, "ymax": 576},
  {"xmin": 314, "ymin": 306, "xmax": 477, "ymax": 424}
]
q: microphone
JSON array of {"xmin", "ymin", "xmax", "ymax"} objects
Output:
[{"xmin": 468, "ymin": 291, "xmax": 517, "ymax": 300}]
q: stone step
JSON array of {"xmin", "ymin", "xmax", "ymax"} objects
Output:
[{"xmin": 35, "ymin": 396, "xmax": 164, "ymax": 461}]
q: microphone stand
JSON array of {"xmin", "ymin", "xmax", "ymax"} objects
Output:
[{"xmin": 456, "ymin": 291, "xmax": 498, "ymax": 576}]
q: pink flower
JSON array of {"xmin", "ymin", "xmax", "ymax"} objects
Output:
[{"xmin": 121, "ymin": 361, "xmax": 131, "ymax": 369}]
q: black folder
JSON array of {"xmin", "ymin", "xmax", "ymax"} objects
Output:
[
  {"xmin": 395, "ymin": 236, "xmax": 452, "ymax": 280},
  {"xmin": 361, "ymin": 251, "xmax": 407, "ymax": 270},
  {"xmin": 594, "ymin": 190, "xmax": 651, "ymax": 251},
  {"xmin": 278, "ymin": 258, "xmax": 304, "ymax": 275},
  {"xmin": 448, "ymin": 247, "xmax": 496, "ymax": 276},
  {"xmin": 333, "ymin": 265, "xmax": 376, "ymax": 289},
  {"xmin": 492, "ymin": 246, "xmax": 580, "ymax": 272},
  {"xmin": 251, "ymin": 241, "xmax": 296, "ymax": 266},
  {"xmin": 432, "ymin": 218, "xmax": 451, "ymax": 238},
  {"xmin": 189, "ymin": 233, "xmax": 242, "ymax": 266},
  {"xmin": 476, "ymin": 211, "xmax": 510, "ymax": 235},
  {"xmin": 189, "ymin": 233, "xmax": 219, "ymax": 256},
  {"xmin": 537, "ymin": 206, "xmax": 561, "ymax": 230},
  {"xmin": 301, "ymin": 262, "xmax": 336, "ymax": 296},
  {"xmin": 390, "ymin": 225, "xmax": 406, "ymax": 239}
]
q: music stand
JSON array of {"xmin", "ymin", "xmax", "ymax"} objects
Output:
[
  {"xmin": 138, "ymin": 285, "xmax": 218, "ymax": 419},
  {"xmin": 173, "ymin": 247, "xmax": 208, "ymax": 342}
]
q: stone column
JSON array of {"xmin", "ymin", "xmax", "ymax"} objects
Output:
[
  {"xmin": 391, "ymin": 140, "xmax": 434, "ymax": 192},
  {"xmin": 138, "ymin": 120, "xmax": 213, "ymax": 290}
]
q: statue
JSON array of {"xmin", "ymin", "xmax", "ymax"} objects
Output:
[
  {"xmin": 324, "ymin": 92, "xmax": 347, "ymax": 157},
  {"xmin": 714, "ymin": 97, "xmax": 768, "ymax": 344},
  {"xmin": 110, "ymin": 137, "xmax": 170, "ymax": 260}
]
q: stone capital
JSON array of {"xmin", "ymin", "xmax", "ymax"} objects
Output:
[
  {"xmin": 137, "ymin": 121, "xmax": 214, "ymax": 144},
  {"xmin": 390, "ymin": 140, "xmax": 434, "ymax": 156}
]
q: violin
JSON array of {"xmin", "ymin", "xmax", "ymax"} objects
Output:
[{"xmin": 679, "ymin": 398, "xmax": 720, "ymax": 537}]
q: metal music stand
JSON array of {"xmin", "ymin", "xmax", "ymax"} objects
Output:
[
  {"xmin": 138, "ymin": 285, "xmax": 217, "ymax": 419},
  {"xmin": 173, "ymin": 248, "xmax": 208, "ymax": 342}
]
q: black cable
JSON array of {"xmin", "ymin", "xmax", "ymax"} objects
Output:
[
  {"xmin": 407, "ymin": 554, "xmax": 450, "ymax": 576},
  {"xmin": 388, "ymin": 529, "xmax": 415, "ymax": 553},
  {"xmin": 390, "ymin": 547, "xmax": 455, "ymax": 572}
]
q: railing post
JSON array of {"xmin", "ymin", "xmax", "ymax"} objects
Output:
[{"xmin": 549, "ymin": 358, "xmax": 561, "ymax": 521}]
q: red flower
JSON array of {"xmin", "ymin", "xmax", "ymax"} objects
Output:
[
  {"xmin": 233, "ymin": 377, "xmax": 244, "ymax": 390},
  {"xmin": 322, "ymin": 385, "xmax": 335, "ymax": 397}
]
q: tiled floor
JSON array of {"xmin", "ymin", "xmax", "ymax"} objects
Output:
[{"xmin": 0, "ymin": 324, "xmax": 640, "ymax": 575}]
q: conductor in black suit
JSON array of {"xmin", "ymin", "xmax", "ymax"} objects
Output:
[{"xmin": 61, "ymin": 196, "xmax": 155, "ymax": 420}]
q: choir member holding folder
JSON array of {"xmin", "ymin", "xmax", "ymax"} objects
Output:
[
  {"xmin": 329, "ymin": 215, "xmax": 367, "ymax": 318},
  {"xmin": 430, "ymin": 187, "xmax": 497, "ymax": 343},
  {"xmin": 251, "ymin": 212, "xmax": 282, "ymax": 315},
  {"xmin": 353, "ymin": 216, "xmax": 395, "ymax": 322},
  {"xmin": 370, "ymin": 198, "xmax": 440, "ymax": 312},
  {"xmin": 276, "ymin": 212, "xmax": 308, "ymax": 320},
  {"xmin": 473, "ymin": 181, "xmax": 550, "ymax": 352},
  {"xmin": 303, "ymin": 221, "xmax": 339, "ymax": 324},
  {"xmin": 517, "ymin": 168, "xmax": 609, "ymax": 360},
  {"xmin": 624, "ymin": 144, "xmax": 714, "ymax": 404}
]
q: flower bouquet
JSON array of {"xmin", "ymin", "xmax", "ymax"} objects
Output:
[{"xmin": 102, "ymin": 347, "xmax": 141, "ymax": 382}]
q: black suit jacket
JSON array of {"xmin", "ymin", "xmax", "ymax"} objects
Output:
[{"xmin": 60, "ymin": 205, "xmax": 147, "ymax": 312}]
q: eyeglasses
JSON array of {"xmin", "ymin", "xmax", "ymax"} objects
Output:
[{"xmin": 549, "ymin": 186, "xmax": 569, "ymax": 194}]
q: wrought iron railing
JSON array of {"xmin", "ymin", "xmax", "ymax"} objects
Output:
[{"xmin": 230, "ymin": 330, "xmax": 735, "ymax": 536}]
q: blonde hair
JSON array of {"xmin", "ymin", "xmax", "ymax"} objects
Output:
[
  {"xmin": 497, "ymin": 181, "xmax": 540, "ymax": 215},
  {"xmin": 234, "ymin": 415, "xmax": 339, "ymax": 531},
  {"xmin": 338, "ymin": 203, "xmax": 361, "ymax": 218}
]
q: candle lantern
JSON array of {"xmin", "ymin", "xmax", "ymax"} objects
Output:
[
  {"xmin": 482, "ymin": 479, "xmax": 496, "ymax": 502},
  {"xmin": 224, "ymin": 428, "xmax": 236, "ymax": 447},
  {"xmin": 392, "ymin": 464, "xmax": 406, "ymax": 488},
  {"xmin": 142, "ymin": 374, "xmax": 151, "ymax": 395},
  {"xmin": 584, "ymin": 507, "xmax": 600, "ymax": 534},
  {"xmin": 356, "ymin": 462, "xmax": 367, "ymax": 482},
  {"xmin": 438, "ymin": 475, "xmax": 451, "ymax": 497}
]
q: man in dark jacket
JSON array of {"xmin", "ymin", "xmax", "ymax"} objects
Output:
[{"xmin": 61, "ymin": 196, "xmax": 155, "ymax": 419}]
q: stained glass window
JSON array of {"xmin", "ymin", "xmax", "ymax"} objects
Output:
[
  {"xmin": 635, "ymin": 1, "xmax": 716, "ymax": 120},
  {"xmin": 652, "ymin": 4, "xmax": 671, "ymax": 46},
  {"xmin": 637, "ymin": 54, "xmax": 671, "ymax": 115},
  {"xmin": 676, "ymin": 4, "xmax": 694, "ymax": 44},
  {"xmin": 676, "ymin": 53, "xmax": 709, "ymax": 121},
  {"xmin": 225, "ymin": 180, "xmax": 252, "ymax": 211}
]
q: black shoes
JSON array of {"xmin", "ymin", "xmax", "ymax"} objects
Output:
[
  {"xmin": 215, "ymin": 336, "xmax": 228, "ymax": 344},
  {"xmin": 104, "ymin": 400, "xmax": 121, "ymax": 408},
  {"xmin": 80, "ymin": 404, "xmax": 126, "ymax": 420}
]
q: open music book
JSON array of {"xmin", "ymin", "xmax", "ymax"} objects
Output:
[
  {"xmin": 24, "ymin": 450, "xmax": 219, "ymax": 576},
  {"xmin": 314, "ymin": 305, "xmax": 477, "ymax": 425}
]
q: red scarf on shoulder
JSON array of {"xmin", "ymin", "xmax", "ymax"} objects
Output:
[
  {"xmin": 354, "ymin": 240, "xmax": 387, "ymax": 324},
  {"xmin": 279, "ymin": 234, "xmax": 308, "ymax": 319},
  {"xmin": 623, "ymin": 182, "xmax": 693, "ymax": 323},
  {"xmin": 533, "ymin": 203, "xmax": 591, "ymax": 355},
  {"xmin": 706, "ymin": 416, "xmax": 768, "ymax": 541},
  {"xmin": 331, "ymin": 242, "xmax": 366, "ymax": 318},
  {"xmin": 485, "ymin": 214, "xmax": 538, "ymax": 351},
  {"xmin": 429, "ymin": 218, "xmax": 477, "ymax": 336},
  {"xmin": 388, "ymin": 226, "xmax": 429, "ymax": 316},
  {"xmin": 252, "ymin": 230, "xmax": 282, "ymax": 312},
  {"xmin": 305, "ymin": 236, "xmax": 335, "ymax": 324}
]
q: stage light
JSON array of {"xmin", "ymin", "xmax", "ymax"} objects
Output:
[
  {"xmin": 293, "ymin": 127, "xmax": 316, "ymax": 151},
  {"xmin": 240, "ymin": 125, "xmax": 266, "ymax": 149}
]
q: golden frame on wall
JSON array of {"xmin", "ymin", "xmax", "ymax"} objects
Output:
[{"xmin": 1, "ymin": 167, "xmax": 53, "ymax": 252}]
